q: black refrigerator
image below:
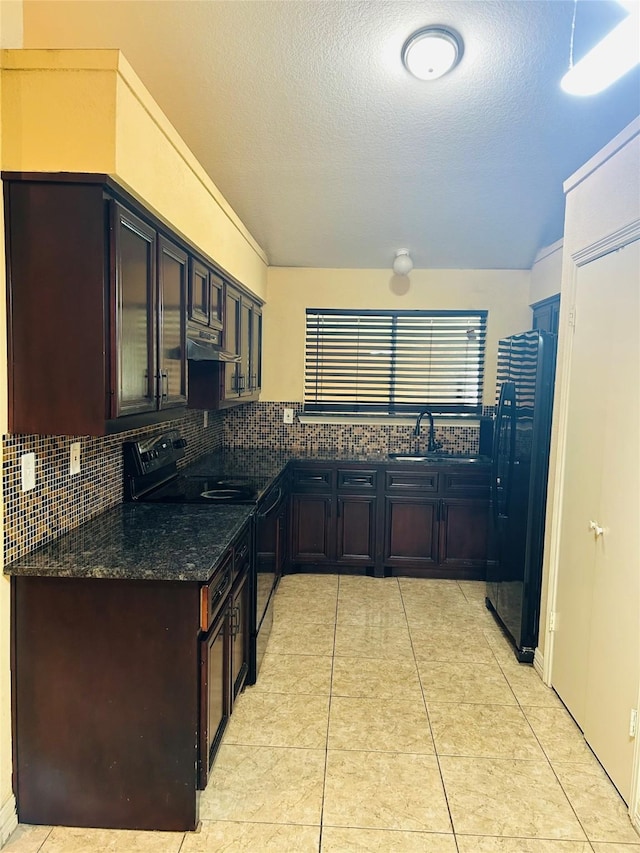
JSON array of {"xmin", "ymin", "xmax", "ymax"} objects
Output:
[{"xmin": 486, "ymin": 329, "xmax": 556, "ymax": 662}]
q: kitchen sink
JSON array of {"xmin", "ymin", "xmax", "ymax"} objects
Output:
[{"xmin": 388, "ymin": 452, "xmax": 489, "ymax": 463}]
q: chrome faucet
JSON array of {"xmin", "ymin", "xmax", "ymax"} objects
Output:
[{"xmin": 413, "ymin": 408, "xmax": 442, "ymax": 452}]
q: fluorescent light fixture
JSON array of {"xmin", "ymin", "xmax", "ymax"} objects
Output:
[
  {"xmin": 561, "ymin": 3, "xmax": 640, "ymax": 95},
  {"xmin": 402, "ymin": 27, "xmax": 463, "ymax": 81}
]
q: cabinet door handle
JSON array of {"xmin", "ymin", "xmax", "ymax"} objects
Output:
[
  {"xmin": 345, "ymin": 477, "xmax": 369, "ymax": 484},
  {"xmin": 161, "ymin": 371, "xmax": 169, "ymax": 399}
]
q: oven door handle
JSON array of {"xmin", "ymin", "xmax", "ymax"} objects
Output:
[{"xmin": 257, "ymin": 486, "xmax": 283, "ymax": 518}]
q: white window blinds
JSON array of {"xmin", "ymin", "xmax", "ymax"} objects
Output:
[{"xmin": 305, "ymin": 309, "xmax": 487, "ymax": 414}]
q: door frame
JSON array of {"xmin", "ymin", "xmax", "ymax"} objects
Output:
[{"xmin": 542, "ymin": 217, "xmax": 640, "ymax": 828}]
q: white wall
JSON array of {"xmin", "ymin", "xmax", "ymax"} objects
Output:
[{"xmin": 530, "ymin": 239, "xmax": 563, "ymax": 306}]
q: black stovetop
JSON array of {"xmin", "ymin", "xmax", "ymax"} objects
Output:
[{"xmin": 140, "ymin": 474, "xmax": 260, "ymax": 505}]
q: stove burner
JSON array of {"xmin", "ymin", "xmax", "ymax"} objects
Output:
[{"xmin": 200, "ymin": 489, "xmax": 245, "ymax": 500}]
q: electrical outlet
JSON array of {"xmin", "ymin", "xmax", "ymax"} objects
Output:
[
  {"xmin": 21, "ymin": 453, "xmax": 36, "ymax": 492},
  {"xmin": 283, "ymin": 408, "xmax": 294, "ymax": 424},
  {"xmin": 203, "ymin": 411, "xmax": 209, "ymax": 428},
  {"xmin": 69, "ymin": 442, "xmax": 81, "ymax": 476}
]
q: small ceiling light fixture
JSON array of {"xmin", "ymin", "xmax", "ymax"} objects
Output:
[
  {"xmin": 393, "ymin": 249, "xmax": 413, "ymax": 276},
  {"xmin": 402, "ymin": 26, "xmax": 463, "ymax": 81}
]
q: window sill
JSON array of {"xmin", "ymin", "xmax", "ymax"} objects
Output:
[{"xmin": 297, "ymin": 413, "xmax": 482, "ymax": 427}]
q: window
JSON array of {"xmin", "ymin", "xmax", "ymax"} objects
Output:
[{"xmin": 304, "ymin": 309, "xmax": 487, "ymax": 415}]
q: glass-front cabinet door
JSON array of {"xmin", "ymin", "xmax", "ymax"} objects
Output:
[
  {"xmin": 112, "ymin": 204, "xmax": 157, "ymax": 417},
  {"xmin": 189, "ymin": 259, "xmax": 210, "ymax": 326},
  {"xmin": 249, "ymin": 304, "xmax": 262, "ymax": 394},
  {"xmin": 158, "ymin": 236, "xmax": 188, "ymax": 409},
  {"xmin": 223, "ymin": 284, "xmax": 242, "ymax": 399}
]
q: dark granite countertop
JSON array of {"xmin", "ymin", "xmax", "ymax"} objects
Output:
[
  {"xmin": 5, "ymin": 502, "xmax": 254, "ymax": 582},
  {"xmin": 6, "ymin": 447, "xmax": 490, "ymax": 584}
]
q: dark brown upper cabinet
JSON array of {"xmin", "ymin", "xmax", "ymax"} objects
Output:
[
  {"xmin": 211, "ymin": 282, "xmax": 263, "ymax": 408},
  {"xmin": 189, "ymin": 258, "xmax": 224, "ymax": 340},
  {"xmin": 3, "ymin": 174, "xmax": 263, "ymax": 433},
  {"xmin": 111, "ymin": 208, "xmax": 187, "ymax": 419}
]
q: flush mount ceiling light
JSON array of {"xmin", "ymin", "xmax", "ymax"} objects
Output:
[
  {"xmin": 402, "ymin": 26, "xmax": 463, "ymax": 81},
  {"xmin": 392, "ymin": 249, "xmax": 413, "ymax": 275}
]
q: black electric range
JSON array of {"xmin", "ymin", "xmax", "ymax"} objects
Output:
[
  {"xmin": 123, "ymin": 430, "xmax": 285, "ymax": 685},
  {"xmin": 123, "ymin": 431, "xmax": 263, "ymax": 504}
]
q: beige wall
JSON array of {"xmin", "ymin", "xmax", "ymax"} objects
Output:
[
  {"xmin": 262, "ymin": 267, "xmax": 532, "ymax": 404},
  {"xmin": 0, "ymin": 6, "xmax": 22, "ymax": 847},
  {"xmin": 530, "ymin": 238, "xmax": 563, "ymax": 306},
  {"xmin": 0, "ymin": 49, "xmax": 267, "ymax": 299}
]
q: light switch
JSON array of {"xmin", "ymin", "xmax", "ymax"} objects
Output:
[
  {"xmin": 69, "ymin": 442, "xmax": 81, "ymax": 476},
  {"xmin": 21, "ymin": 453, "xmax": 36, "ymax": 492}
]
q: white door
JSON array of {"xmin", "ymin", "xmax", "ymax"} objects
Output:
[
  {"xmin": 552, "ymin": 253, "xmax": 608, "ymax": 726},
  {"xmin": 553, "ymin": 240, "xmax": 640, "ymax": 803},
  {"xmin": 582, "ymin": 240, "xmax": 640, "ymax": 803}
]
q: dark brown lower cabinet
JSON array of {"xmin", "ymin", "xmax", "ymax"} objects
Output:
[
  {"xmin": 288, "ymin": 461, "xmax": 490, "ymax": 579},
  {"xmin": 384, "ymin": 497, "xmax": 439, "ymax": 569},
  {"xmin": 290, "ymin": 494, "xmax": 333, "ymax": 564},
  {"xmin": 11, "ymin": 520, "xmax": 254, "ymax": 831},
  {"xmin": 439, "ymin": 498, "xmax": 490, "ymax": 570},
  {"xmin": 199, "ymin": 606, "xmax": 229, "ymax": 790},
  {"xmin": 12, "ymin": 576, "xmax": 201, "ymax": 831},
  {"xmin": 336, "ymin": 496, "xmax": 376, "ymax": 564}
]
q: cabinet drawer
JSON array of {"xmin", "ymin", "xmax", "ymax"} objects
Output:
[
  {"xmin": 200, "ymin": 553, "xmax": 233, "ymax": 631},
  {"xmin": 441, "ymin": 471, "xmax": 490, "ymax": 497},
  {"xmin": 292, "ymin": 467, "xmax": 334, "ymax": 491},
  {"xmin": 337, "ymin": 469, "xmax": 377, "ymax": 490},
  {"xmin": 385, "ymin": 469, "xmax": 439, "ymax": 492}
]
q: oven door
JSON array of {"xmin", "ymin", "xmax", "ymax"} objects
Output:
[{"xmin": 250, "ymin": 480, "xmax": 287, "ymax": 682}]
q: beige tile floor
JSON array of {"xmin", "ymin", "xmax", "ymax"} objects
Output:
[{"xmin": 5, "ymin": 576, "xmax": 640, "ymax": 852}]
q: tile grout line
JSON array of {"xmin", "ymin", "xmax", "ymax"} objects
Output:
[
  {"xmin": 399, "ymin": 580, "xmax": 461, "ymax": 853},
  {"xmin": 316, "ymin": 577, "xmax": 340, "ymax": 853},
  {"xmin": 478, "ymin": 597, "xmax": 598, "ymax": 848}
]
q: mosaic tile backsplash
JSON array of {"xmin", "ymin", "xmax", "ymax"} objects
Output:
[
  {"xmin": 3, "ymin": 409, "xmax": 224, "ymax": 565},
  {"xmin": 3, "ymin": 400, "xmax": 492, "ymax": 564},
  {"xmin": 223, "ymin": 401, "xmax": 490, "ymax": 457}
]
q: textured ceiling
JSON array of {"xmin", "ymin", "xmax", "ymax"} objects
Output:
[{"xmin": 23, "ymin": 0, "xmax": 640, "ymax": 270}]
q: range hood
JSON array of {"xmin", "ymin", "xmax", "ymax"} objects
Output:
[{"xmin": 186, "ymin": 329, "xmax": 240, "ymax": 362}]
